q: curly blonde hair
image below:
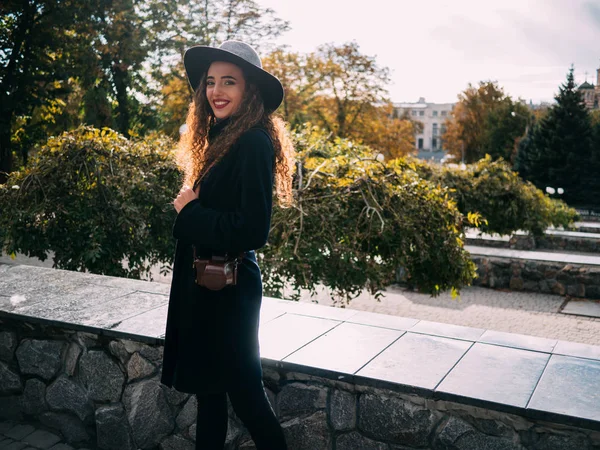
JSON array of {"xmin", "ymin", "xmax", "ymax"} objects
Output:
[{"xmin": 175, "ymin": 69, "xmax": 296, "ymax": 207}]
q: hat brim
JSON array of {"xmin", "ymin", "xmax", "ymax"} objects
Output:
[{"xmin": 184, "ymin": 46, "xmax": 284, "ymax": 113}]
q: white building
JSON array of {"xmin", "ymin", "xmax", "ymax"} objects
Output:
[{"xmin": 394, "ymin": 97, "xmax": 454, "ymax": 160}]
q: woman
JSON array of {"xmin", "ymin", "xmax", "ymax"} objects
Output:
[{"xmin": 160, "ymin": 40, "xmax": 295, "ymax": 449}]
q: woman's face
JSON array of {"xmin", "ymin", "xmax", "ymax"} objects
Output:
[{"xmin": 206, "ymin": 61, "xmax": 246, "ymax": 120}]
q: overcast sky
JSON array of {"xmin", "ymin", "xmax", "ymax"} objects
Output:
[{"xmin": 255, "ymin": 0, "xmax": 600, "ymax": 104}]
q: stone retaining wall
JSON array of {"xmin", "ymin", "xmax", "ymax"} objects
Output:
[
  {"xmin": 471, "ymin": 257, "xmax": 600, "ymax": 299},
  {"xmin": 466, "ymin": 234, "xmax": 600, "ymax": 253},
  {"xmin": 1, "ymin": 316, "xmax": 599, "ymax": 449}
]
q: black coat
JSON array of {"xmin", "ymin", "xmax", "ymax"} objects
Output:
[{"xmin": 160, "ymin": 118, "xmax": 275, "ymax": 395}]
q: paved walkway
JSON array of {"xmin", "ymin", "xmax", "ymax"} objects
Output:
[
  {"xmin": 288, "ymin": 284, "xmax": 600, "ymax": 346},
  {"xmin": 0, "ymin": 420, "xmax": 85, "ymax": 450}
]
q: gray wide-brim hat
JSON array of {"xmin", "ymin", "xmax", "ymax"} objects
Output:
[{"xmin": 184, "ymin": 40, "xmax": 284, "ymax": 113}]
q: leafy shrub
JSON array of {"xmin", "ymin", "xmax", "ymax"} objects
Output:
[
  {"xmin": 261, "ymin": 126, "xmax": 476, "ymax": 302},
  {"xmin": 413, "ymin": 155, "xmax": 578, "ymax": 236},
  {"xmin": 0, "ymin": 125, "xmax": 181, "ymax": 278}
]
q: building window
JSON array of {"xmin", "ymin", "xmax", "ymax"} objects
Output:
[
  {"xmin": 411, "ymin": 110, "xmax": 417, "ymax": 116},
  {"xmin": 419, "ymin": 111, "xmax": 424, "ymax": 116},
  {"xmin": 441, "ymin": 111, "xmax": 447, "ymax": 117},
  {"xmin": 432, "ymin": 123, "xmax": 438, "ymax": 136},
  {"xmin": 432, "ymin": 138, "xmax": 437, "ymax": 150},
  {"xmin": 418, "ymin": 138, "xmax": 424, "ymax": 149},
  {"xmin": 433, "ymin": 111, "xmax": 438, "ymax": 117}
]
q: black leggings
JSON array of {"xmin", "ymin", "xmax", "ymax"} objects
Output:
[{"xmin": 195, "ymin": 381, "xmax": 287, "ymax": 449}]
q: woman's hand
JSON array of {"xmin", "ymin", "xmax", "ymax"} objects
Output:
[{"xmin": 174, "ymin": 184, "xmax": 200, "ymax": 213}]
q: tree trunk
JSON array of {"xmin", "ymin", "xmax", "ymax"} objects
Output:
[{"xmin": 112, "ymin": 64, "xmax": 130, "ymax": 138}]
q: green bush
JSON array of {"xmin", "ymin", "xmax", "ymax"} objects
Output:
[
  {"xmin": 1, "ymin": 125, "xmax": 477, "ymax": 302},
  {"xmin": 0, "ymin": 125, "xmax": 181, "ymax": 278},
  {"xmin": 413, "ymin": 155, "xmax": 579, "ymax": 236},
  {"xmin": 261, "ymin": 126, "xmax": 476, "ymax": 302}
]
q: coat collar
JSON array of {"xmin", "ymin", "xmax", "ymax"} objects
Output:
[{"xmin": 208, "ymin": 116, "xmax": 231, "ymax": 143}]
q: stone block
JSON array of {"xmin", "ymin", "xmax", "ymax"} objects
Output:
[
  {"xmin": 123, "ymin": 379, "xmax": 174, "ymax": 448},
  {"xmin": 358, "ymin": 393, "xmax": 438, "ymax": 447},
  {"xmin": 79, "ymin": 350, "xmax": 124, "ymax": 402},
  {"xmin": 108, "ymin": 341, "xmax": 130, "ymax": 366},
  {"xmin": 0, "ymin": 331, "xmax": 18, "ymax": 362},
  {"xmin": 433, "ymin": 416, "xmax": 523, "ymax": 450},
  {"xmin": 63, "ymin": 343, "xmax": 82, "ymax": 377},
  {"xmin": 336, "ymin": 431, "xmax": 387, "ymax": 449},
  {"xmin": 532, "ymin": 433, "xmax": 591, "ymax": 450},
  {"xmin": 509, "ymin": 277, "xmax": 524, "ymax": 290},
  {"xmin": 75, "ymin": 333, "xmax": 98, "ymax": 349},
  {"xmin": 16, "ymin": 340, "xmax": 65, "ymax": 380},
  {"xmin": 277, "ymin": 383, "xmax": 327, "ymax": 420},
  {"xmin": 126, "ymin": 352, "xmax": 155, "ymax": 381},
  {"xmin": 0, "ymin": 361, "xmax": 23, "ymax": 395},
  {"xmin": 22, "ymin": 378, "xmax": 47, "ymax": 415},
  {"xmin": 176, "ymin": 395, "xmax": 197, "ymax": 431},
  {"xmin": 95, "ymin": 404, "xmax": 134, "ymax": 450},
  {"xmin": 159, "ymin": 434, "xmax": 195, "ymax": 450},
  {"xmin": 281, "ymin": 411, "xmax": 330, "ymax": 450},
  {"xmin": 162, "ymin": 385, "xmax": 190, "ymax": 407},
  {"xmin": 550, "ymin": 281, "xmax": 566, "ymax": 296},
  {"xmin": 138, "ymin": 344, "xmax": 163, "ymax": 363},
  {"xmin": 46, "ymin": 375, "xmax": 93, "ymax": 422},
  {"xmin": 329, "ymin": 389, "xmax": 356, "ymax": 431},
  {"xmin": 39, "ymin": 412, "xmax": 89, "ymax": 443}
]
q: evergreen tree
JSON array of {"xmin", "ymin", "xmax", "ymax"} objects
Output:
[{"xmin": 515, "ymin": 66, "xmax": 596, "ymax": 205}]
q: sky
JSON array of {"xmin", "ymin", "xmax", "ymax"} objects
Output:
[{"xmin": 254, "ymin": 0, "xmax": 600, "ymax": 104}]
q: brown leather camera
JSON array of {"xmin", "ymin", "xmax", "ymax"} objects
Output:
[{"xmin": 192, "ymin": 246, "xmax": 245, "ymax": 290}]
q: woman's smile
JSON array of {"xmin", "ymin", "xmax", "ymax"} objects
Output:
[{"xmin": 213, "ymin": 99, "xmax": 231, "ymax": 110}]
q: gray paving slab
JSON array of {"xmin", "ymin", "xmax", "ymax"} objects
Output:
[
  {"xmin": 272, "ymin": 299, "xmax": 360, "ymax": 321},
  {"xmin": 528, "ymin": 355, "xmax": 600, "ymax": 422},
  {"xmin": 258, "ymin": 313, "xmax": 340, "ymax": 361},
  {"xmin": 3, "ymin": 424, "xmax": 35, "ymax": 441},
  {"xmin": 22, "ymin": 429, "xmax": 61, "ymax": 449},
  {"xmin": 561, "ymin": 299, "xmax": 600, "ymax": 318},
  {"xmin": 553, "ymin": 340, "xmax": 600, "ymax": 360},
  {"xmin": 259, "ymin": 298, "xmax": 291, "ymax": 325},
  {"xmin": 84, "ymin": 275, "xmax": 171, "ymax": 295},
  {"xmin": 75, "ymin": 291, "xmax": 168, "ymax": 329},
  {"xmin": 12, "ymin": 284, "xmax": 135, "ymax": 323},
  {"xmin": 283, "ymin": 322, "xmax": 403, "ymax": 374},
  {"xmin": 0, "ymin": 420, "xmax": 16, "ymax": 434},
  {"xmin": 465, "ymin": 245, "xmax": 600, "ymax": 266},
  {"xmin": 344, "ymin": 310, "xmax": 419, "ymax": 331},
  {"xmin": 409, "ymin": 320, "xmax": 485, "ymax": 341},
  {"xmin": 108, "ymin": 304, "xmax": 168, "ymax": 337},
  {"xmin": 1, "ymin": 441, "xmax": 28, "ymax": 450},
  {"xmin": 545, "ymin": 229, "xmax": 600, "ymax": 239},
  {"xmin": 356, "ymin": 332, "xmax": 472, "ymax": 390},
  {"xmin": 436, "ymin": 343, "xmax": 550, "ymax": 408},
  {"xmin": 478, "ymin": 329, "xmax": 557, "ymax": 353}
]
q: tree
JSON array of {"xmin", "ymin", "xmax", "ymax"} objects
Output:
[
  {"xmin": 263, "ymin": 44, "xmax": 418, "ymax": 158},
  {"xmin": 442, "ymin": 81, "xmax": 528, "ymax": 163},
  {"xmin": 148, "ymin": 0, "xmax": 291, "ymax": 134},
  {"xmin": 515, "ymin": 66, "xmax": 598, "ymax": 205},
  {"xmin": 262, "ymin": 48, "xmax": 322, "ymax": 128},
  {"xmin": 308, "ymin": 41, "xmax": 391, "ymax": 139},
  {"xmin": 0, "ymin": 0, "xmax": 97, "ymax": 183}
]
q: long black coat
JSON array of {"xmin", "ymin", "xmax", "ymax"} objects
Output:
[{"xmin": 160, "ymin": 118, "xmax": 275, "ymax": 395}]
